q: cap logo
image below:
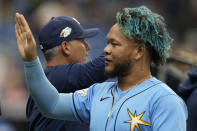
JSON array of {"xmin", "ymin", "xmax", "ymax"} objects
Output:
[{"xmin": 60, "ymin": 27, "xmax": 72, "ymax": 38}]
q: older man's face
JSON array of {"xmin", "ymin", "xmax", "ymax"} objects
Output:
[{"xmin": 69, "ymin": 39, "xmax": 90, "ymax": 63}]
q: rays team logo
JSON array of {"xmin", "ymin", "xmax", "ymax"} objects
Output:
[
  {"xmin": 124, "ymin": 109, "xmax": 151, "ymax": 131},
  {"xmin": 77, "ymin": 88, "xmax": 88, "ymax": 97},
  {"xmin": 60, "ymin": 27, "xmax": 72, "ymax": 38}
]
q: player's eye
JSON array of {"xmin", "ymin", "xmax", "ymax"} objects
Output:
[{"xmin": 111, "ymin": 43, "xmax": 119, "ymax": 47}]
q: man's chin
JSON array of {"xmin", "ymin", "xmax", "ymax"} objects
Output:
[{"xmin": 104, "ymin": 70, "xmax": 116, "ymax": 78}]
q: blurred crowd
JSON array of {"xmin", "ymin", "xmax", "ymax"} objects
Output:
[{"xmin": 0, "ymin": 0, "xmax": 197, "ymax": 130}]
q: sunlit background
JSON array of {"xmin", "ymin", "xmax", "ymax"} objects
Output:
[{"xmin": 0, "ymin": 0, "xmax": 197, "ymax": 130}]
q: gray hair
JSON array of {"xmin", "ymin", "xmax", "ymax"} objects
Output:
[{"xmin": 43, "ymin": 46, "xmax": 58, "ymax": 61}]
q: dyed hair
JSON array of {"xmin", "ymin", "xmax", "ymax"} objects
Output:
[{"xmin": 116, "ymin": 6, "xmax": 173, "ymax": 66}]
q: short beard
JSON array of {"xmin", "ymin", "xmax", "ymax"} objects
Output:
[{"xmin": 104, "ymin": 58, "xmax": 131, "ymax": 78}]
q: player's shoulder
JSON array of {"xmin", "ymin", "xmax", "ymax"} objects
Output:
[
  {"xmin": 147, "ymin": 78, "xmax": 186, "ymax": 111},
  {"xmin": 148, "ymin": 77, "xmax": 185, "ymax": 104},
  {"xmin": 149, "ymin": 77, "xmax": 176, "ymax": 96}
]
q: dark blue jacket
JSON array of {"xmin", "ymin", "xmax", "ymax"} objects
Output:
[
  {"xmin": 26, "ymin": 54, "xmax": 107, "ymax": 131},
  {"xmin": 177, "ymin": 68, "xmax": 197, "ymax": 131}
]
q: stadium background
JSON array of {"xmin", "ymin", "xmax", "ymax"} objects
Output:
[{"xmin": 0, "ymin": 0, "xmax": 197, "ymax": 130}]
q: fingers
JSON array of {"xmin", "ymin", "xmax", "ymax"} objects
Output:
[
  {"xmin": 26, "ymin": 32, "xmax": 32, "ymax": 42},
  {"xmin": 15, "ymin": 13, "xmax": 23, "ymax": 39},
  {"xmin": 16, "ymin": 13, "xmax": 35, "ymax": 43},
  {"xmin": 15, "ymin": 12, "xmax": 37, "ymax": 61},
  {"xmin": 16, "ymin": 13, "xmax": 25, "ymax": 35},
  {"xmin": 15, "ymin": 13, "xmax": 20, "ymax": 26},
  {"xmin": 15, "ymin": 22, "xmax": 21, "ymax": 41},
  {"xmin": 17, "ymin": 13, "xmax": 31, "ymax": 35},
  {"xmin": 15, "ymin": 13, "xmax": 30, "ymax": 35},
  {"xmin": 20, "ymin": 14, "xmax": 31, "ymax": 34},
  {"xmin": 15, "ymin": 23, "xmax": 19, "ymax": 40},
  {"xmin": 15, "ymin": 13, "xmax": 31, "ymax": 44}
]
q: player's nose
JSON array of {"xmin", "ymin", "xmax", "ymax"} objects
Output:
[{"xmin": 104, "ymin": 44, "xmax": 111, "ymax": 55}]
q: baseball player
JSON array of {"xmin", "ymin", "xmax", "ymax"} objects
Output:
[
  {"xmin": 15, "ymin": 6, "xmax": 188, "ymax": 131},
  {"xmin": 25, "ymin": 16, "xmax": 107, "ymax": 131}
]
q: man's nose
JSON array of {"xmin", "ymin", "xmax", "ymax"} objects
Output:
[
  {"xmin": 84, "ymin": 42, "xmax": 91, "ymax": 51},
  {"xmin": 104, "ymin": 44, "xmax": 111, "ymax": 55}
]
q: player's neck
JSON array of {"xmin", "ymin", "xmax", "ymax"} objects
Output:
[{"xmin": 117, "ymin": 65, "xmax": 152, "ymax": 91}]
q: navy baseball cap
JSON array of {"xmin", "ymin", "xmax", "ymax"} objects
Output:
[{"xmin": 39, "ymin": 16, "xmax": 99, "ymax": 50}]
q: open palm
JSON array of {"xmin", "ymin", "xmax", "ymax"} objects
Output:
[{"xmin": 15, "ymin": 13, "xmax": 37, "ymax": 61}]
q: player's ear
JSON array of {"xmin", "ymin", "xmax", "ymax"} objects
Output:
[
  {"xmin": 135, "ymin": 44, "xmax": 145, "ymax": 61},
  {"xmin": 60, "ymin": 41, "xmax": 71, "ymax": 56}
]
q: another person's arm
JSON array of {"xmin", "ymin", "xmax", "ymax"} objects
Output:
[{"xmin": 67, "ymin": 52, "xmax": 107, "ymax": 90}]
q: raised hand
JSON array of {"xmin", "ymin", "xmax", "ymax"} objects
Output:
[{"xmin": 15, "ymin": 13, "xmax": 37, "ymax": 61}]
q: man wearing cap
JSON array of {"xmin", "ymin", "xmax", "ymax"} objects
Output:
[
  {"xmin": 15, "ymin": 6, "xmax": 187, "ymax": 131},
  {"xmin": 25, "ymin": 16, "xmax": 107, "ymax": 131}
]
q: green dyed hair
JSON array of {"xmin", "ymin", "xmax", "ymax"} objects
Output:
[{"xmin": 116, "ymin": 6, "xmax": 173, "ymax": 66}]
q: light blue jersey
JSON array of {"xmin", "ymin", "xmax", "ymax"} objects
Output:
[
  {"xmin": 70, "ymin": 78, "xmax": 188, "ymax": 131},
  {"xmin": 24, "ymin": 58, "xmax": 187, "ymax": 131}
]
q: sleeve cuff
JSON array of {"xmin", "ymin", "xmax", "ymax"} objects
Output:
[{"xmin": 24, "ymin": 57, "xmax": 40, "ymax": 67}]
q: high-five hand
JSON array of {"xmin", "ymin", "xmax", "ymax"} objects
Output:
[{"xmin": 15, "ymin": 13, "xmax": 37, "ymax": 61}]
